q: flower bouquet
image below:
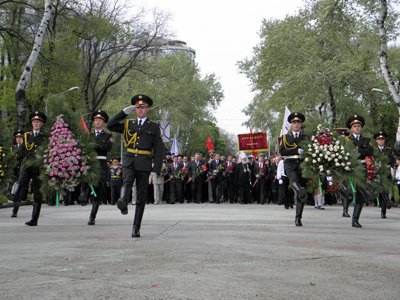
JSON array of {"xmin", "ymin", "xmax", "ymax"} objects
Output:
[
  {"xmin": 256, "ymin": 166, "xmax": 266, "ymax": 179},
  {"xmin": 174, "ymin": 169, "xmax": 186, "ymax": 181},
  {"xmin": 193, "ymin": 163, "xmax": 207, "ymax": 180},
  {"xmin": 363, "ymin": 155, "xmax": 391, "ymax": 195},
  {"xmin": 211, "ymin": 163, "xmax": 226, "ymax": 177},
  {"xmin": 300, "ymin": 124, "xmax": 362, "ymax": 191}
]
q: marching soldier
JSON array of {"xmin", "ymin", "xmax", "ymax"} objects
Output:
[
  {"xmin": 345, "ymin": 114, "xmax": 374, "ymax": 228},
  {"xmin": 279, "ymin": 112, "xmax": 308, "ymax": 226},
  {"xmin": 8, "ymin": 129, "xmax": 25, "ymax": 203},
  {"xmin": 12, "ymin": 111, "xmax": 47, "ymax": 225},
  {"xmin": 373, "ymin": 130, "xmax": 395, "ymax": 218},
  {"xmin": 108, "ymin": 94, "xmax": 164, "ymax": 238},
  {"xmin": 87, "ymin": 110, "xmax": 113, "ymax": 225}
]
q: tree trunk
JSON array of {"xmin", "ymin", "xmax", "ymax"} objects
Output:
[
  {"xmin": 377, "ymin": 0, "xmax": 400, "ymax": 148},
  {"xmin": 328, "ymin": 85, "xmax": 336, "ymax": 127},
  {"xmin": 15, "ymin": 0, "xmax": 52, "ymax": 129}
]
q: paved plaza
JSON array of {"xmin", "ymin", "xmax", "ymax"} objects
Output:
[{"xmin": 1, "ymin": 203, "xmax": 399, "ymax": 300}]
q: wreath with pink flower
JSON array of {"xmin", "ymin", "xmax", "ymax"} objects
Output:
[{"xmin": 40, "ymin": 115, "xmax": 100, "ymax": 206}]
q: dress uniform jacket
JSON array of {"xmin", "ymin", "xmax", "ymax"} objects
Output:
[
  {"xmin": 279, "ymin": 132, "xmax": 307, "ymax": 182},
  {"xmin": 10, "ymin": 144, "xmax": 25, "ymax": 178},
  {"xmin": 107, "ymin": 111, "xmax": 164, "ymax": 174},
  {"xmin": 375, "ymin": 146, "xmax": 396, "ymax": 167},
  {"xmin": 16, "ymin": 131, "xmax": 47, "ymax": 201},
  {"xmin": 93, "ymin": 131, "xmax": 113, "ymax": 158},
  {"xmin": 348, "ymin": 135, "xmax": 373, "ymax": 159}
]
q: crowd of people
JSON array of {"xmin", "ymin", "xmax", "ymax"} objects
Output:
[{"xmin": 2, "ymin": 94, "xmax": 400, "ymax": 237}]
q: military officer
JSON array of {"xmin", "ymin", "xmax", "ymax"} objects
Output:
[
  {"xmin": 87, "ymin": 110, "xmax": 113, "ymax": 225},
  {"xmin": 279, "ymin": 112, "xmax": 308, "ymax": 226},
  {"xmin": 8, "ymin": 129, "xmax": 26, "ymax": 204},
  {"xmin": 373, "ymin": 130, "xmax": 395, "ymax": 218},
  {"xmin": 108, "ymin": 94, "xmax": 164, "ymax": 238},
  {"xmin": 12, "ymin": 111, "xmax": 47, "ymax": 225},
  {"xmin": 346, "ymin": 114, "xmax": 374, "ymax": 228}
]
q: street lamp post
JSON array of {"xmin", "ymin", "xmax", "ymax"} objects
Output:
[{"xmin": 45, "ymin": 86, "xmax": 79, "ymax": 115}]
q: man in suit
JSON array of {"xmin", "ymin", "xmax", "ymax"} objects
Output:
[
  {"xmin": 188, "ymin": 153, "xmax": 206, "ymax": 203},
  {"xmin": 345, "ymin": 115, "xmax": 374, "ymax": 228},
  {"xmin": 374, "ymin": 130, "xmax": 395, "ymax": 218},
  {"xmin": 182, "ymin": 156, "xmax": 192, "ymax": 202},
  {"xmin": 254, "ymin": 153, "xmax": 267, "ymax": 204},
  {"xmin": 168, "ymin": 154, "xmax": 183, "ymax": 204},
  {"xmin": 225, "ymin": 154, "xmax": 237, "ymax": 203},
  {"xmin": 12, "ymin": 111, "xmax": 47, "ymax": 225},
  {"xmin": 209, "ymin": 152, "xmax": 224, "ymax": 203},
  {"xmin": 247, "ymin": 155, "xmax": 256, "ymax": 203},
  {"xmin": 108, "ymin": 94, "xmax": 164, "ymax": 238},
  {"xmin": 87, "ymin": 110, "xmax": 113, "ymax": 225},
  {"xmin": 279, "ymin": 112, "xmax": 307, "ymax": 226}
]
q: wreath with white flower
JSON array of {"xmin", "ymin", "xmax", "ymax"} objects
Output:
[{"xmin": 300, "ymin": 124, "xmax": 362, "ymax": 191}]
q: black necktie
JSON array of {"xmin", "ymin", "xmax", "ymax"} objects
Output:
[
  {"xmin": 295, "ymin": 133, "xmax": 298, "ymax": 139},
  {"xmin": 138, "ymin": 120, "xmax": 142, "ymax": 127},
  {"xmin": 96, "ymin": 131, "xmax": 100, "ymax": 137}
]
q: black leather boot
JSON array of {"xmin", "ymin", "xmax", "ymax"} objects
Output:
[
  {"xmin": 117, "ymin": 186, "xmax": 128, "ymax": 215},
  {"xmin": 25, "ymin": 201, "xmax": 41, "ymax": 226},
  {"xmin": 352, "ymin": 204, "xmax": 363, "ymax": 228},
  {"xmin": 295, "ymin": 200, "xmax": 304, "ymax": 226},
  {"xmin": 11, "ymin": 202, "xmax": 20, "ymax": 218},
  {"xmin": 381, "ymin": 195, "xmax": 387, "ymax": 218},
  {"xmin": 132, "ymin": 204, "xmax": 145, "ymax": 238},
  {"xmin": 342, "ymin": 198, "xmax": 350, "ymax": 217},
  {"xmin": 79, "ymin": 183, "xmax": 88, "ymax": 206},
  {"xmin": 292, "ymin": 182, "xmax": 307, "ymax": 203},
  {"xmin": 88, "ymin": 201, "xmax": 100, "ymax": 225}
]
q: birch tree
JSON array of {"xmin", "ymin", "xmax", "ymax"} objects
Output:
[
  {"xmin": 15, "ymin": 0, "xmax": 52, "ymax": 129},
  {"xmin": 377, "ymin": 0, "xmax": 400, "ymax": 148}
]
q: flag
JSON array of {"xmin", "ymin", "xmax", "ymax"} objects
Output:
[
  {"xmin": 79, "ymin": 115, "xmax": 89, "ymax": 133},
  {"xmin": 280, "ymin": 106, "xmax": 291, "ymax": 136},
  {"xmin": 158, "ymin": 121, "xmax": 170, "ymax": 142},
  {"xmin": 170, "ymin": 134, "xmax": 180, "ymax": 156},
  {"xmin": 205, "ymin": 136, "xmax": 214, "ymax": 151}
]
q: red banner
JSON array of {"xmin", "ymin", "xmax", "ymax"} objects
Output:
[{"xmin": 238, "ymin": 132, "xmax": 268, "ymax": 152}]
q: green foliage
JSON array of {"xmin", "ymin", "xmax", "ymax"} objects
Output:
[
  {"xmin": 1, "ymin": 0, "xmax": 223, "ymax": 156},
  {"xmin": 239, "ymin": 0, "xmax": 400, "ymax": 148}
]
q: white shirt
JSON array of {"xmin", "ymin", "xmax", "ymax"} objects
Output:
[
  {"xmin": 137, "ymin": 118, "xmax": 147, "ymax": 125},
  {"xmin": 276, "ymin": 160, "xmax": 286, "ymax": 180}
]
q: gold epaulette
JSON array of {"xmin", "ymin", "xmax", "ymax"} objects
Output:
[
  {"xmin": 282, "ymin": 134, "xmax": 297, "ymax": 149},
  {"xmin": 24, "ymin": 132, "xmax": 35, "ymax": 151}
]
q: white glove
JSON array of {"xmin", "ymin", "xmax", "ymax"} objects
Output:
[
  {"xmin": 279, "ymin": 179, "xmax": 283, "ymax": 184},
  {"xmin": 298, "ymin": 148, "xmax": 304, "ymax": 155},
  {"xmin": 123, "ymin": 105, "xmax": 135, "ymax": 115}
]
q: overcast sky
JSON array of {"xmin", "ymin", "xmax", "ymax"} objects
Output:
[{"xmin": 137, "ymin": 0, "xmax": 305, "ymax": 135}]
